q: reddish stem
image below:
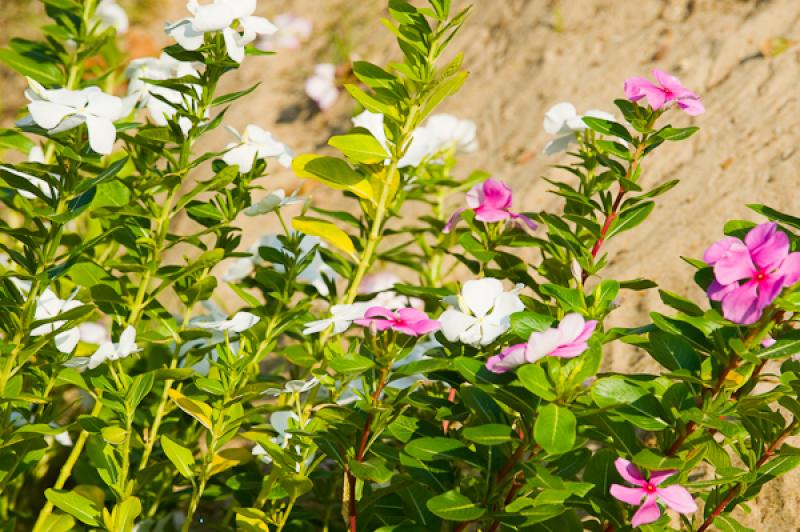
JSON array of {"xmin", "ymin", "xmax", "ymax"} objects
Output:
[{"xmin": 442, "ymin": 386, "xmax": 458, "ymax": 434}]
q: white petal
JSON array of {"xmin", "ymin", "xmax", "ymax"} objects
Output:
[
  {"xmin": 557, "ymin": 313, "xmax": 585, "ymax": 345},
  {"xmin": 302, "ymin": 318, "xmax": 332, "ymax": 335},
  {"xmin": 223, "ymin": 144, "xmax": 258, "ymax": 172},
  {"xmin": 223, "ymin": 27, "xmax": 246, "ymax": 63},
  {"xmin": 438, "ymin": 310, "xmax": 477, "ymax": 343},
  {"xmin": 543, "ymin": 102, "xmax": 577, "ymax": 134},
  {"xmin": 486, "ymin": 290, "xmax": 525, "ymax": 324},
  {"xmin": 28, "ymin": 101, "xmax": 78, "ymax": 130},
  {"xmin": 241, "ymin": 16, "xmax": 278, "ymax": 39},
  {"xmin": 165, "ymin": 19, "xmax": 206, "ymax": 51},
  {"xmin": 54, "ymin": 328, "xmax": 81, "ymax": 353},
  {"xmin": 118, "ymin": 326, "xmax": 138, "ymax": 356},
  {"xmin": 526, "ymin": 328, "xmax": 562, "ymax": 361},
  {"xmin": 352, "ymin": 110, "xmax": 388, "ymax": 150},
  {"xmin": 223, "ymin": 257, "xmax": 254, "ymax": 282},
  {"xmin": 461, "ymin": 278, "xmax": 504, "ymax": 318},
  {"xmin": 191, "ymin": 4, "xmax": 235, "ymax": 32},
  {"xmin": 543, "ymin": 134, "xmax": 576, "ymax": 155},
  {"xmin": 229, "ymin": 311, "xmax": 260, "ymax": 332},
  {"xmin": 85, "ymin": 115, "xmax": 117, "ymax": 155}
]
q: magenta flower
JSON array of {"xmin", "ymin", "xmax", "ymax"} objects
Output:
[
  {"xmin": 443, "ymin": 179, "xmax": 536, "ymax": 233},
  {"xmin": 624, "ymin": 69, "xmax": 704, "ymax": 116},
  {"xmin": 355, "ymin": 306, "xmax": 440, "ymax": 337},
  {"xmin": 704, "ymin": 222, "xmax": 800, "ymax": 325},
  {"xmin": 486, "ymin": 313, "xmax": 597, "ymax": 374},
  {"xmin": 610, "ymin": 458, "xmax": 697, "ymax": 527}
]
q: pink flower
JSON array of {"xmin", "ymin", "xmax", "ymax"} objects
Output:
[
  {"xmin": 624, "ymin": 69, "xmax": 704, "ymax": 116},
  {"xmin": 443, "ymin": 179, "xmax": 536, "ymax": 233},
  {"xmin": 355, "ymin": 306, "xmax": 440, "ymax": 337},
  {"xmin": 610, "ymin": 458, "xmax": 697, "ymax": 527},
  {"xmin": 486, "ymin": 313, "xmax": 597, "ymax": 374},
  {"xmin": 704, "ymin": 222, "xmax": 800, "ymax": 325}
]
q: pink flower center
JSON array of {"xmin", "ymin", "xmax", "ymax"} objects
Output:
[
  {"xmin": 644, "ymin": 483, "xmax": 657, "ymax": 494},
  {"xmin": 755, "ymin": 271, "xmax": 767, "ymax": 282}
]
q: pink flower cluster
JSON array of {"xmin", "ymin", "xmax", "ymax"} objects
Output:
[
  {"xmin": 444, "ymin": 179, "xmax": 536, "ymax": 233},
  {"xmin": 610, "ymin": 458, "xmax": 697, "ymax": 527},
  {"xmin": 355, "ymin": 307, "xmax": 440, "ymax": 337},
  {"xmin": 624, "ymin": 69, "xmax": 704, "ymax": 116},
  {"xmin": 705, "ymin": 222, "xmax": 800, "ymax": 324}
]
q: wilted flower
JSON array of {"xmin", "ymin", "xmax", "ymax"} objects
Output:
[
  {"xmin": 305, "ymin": 64, "xmax": 339, "ymax": 110},
  {"xmin": 23, "ymin": 79, "xmax": 135, "ymax": 155},
  {"xmin": 610, "ymin": 458, "xmax": 697, "ymax": 527},
  {"xmin": 195, "ymin": 311, "xmax": 260, "ymax": 333},
  {"xmin": 624, "ymin": 69, "xmax": 704, "ymax": 116},
  {"xmin": 166, "ymin": 0, "xmax": 277, "ymax": 63},
  {"xmin": 543, "ymin": 102, "xmax": 615, "ymax": 155},
  {"xmin": 126, "ymin": 53, "xmax": 200, "ymax": 134},
  {"xmin": 443, "ymin": 178, "xmax": 536, "ymax": 233},
  {"xmin": 256, "ymin": 13, "xmax": 312, "ymax": 50},
  {"xmin": 705, "ymin": 222, "xmax": 800, "ymax": 324},
  {"xmin": 438, "ymin": 278, "xmax": 524, "ymax": 346},
  {"xmin": 30, "ymin": 288, "xmax": 83, "ymax": 354},
  {"xmin": 96, "ymin": 0, "xmax": 129, "ymax": 34},
  {"xmin": 223, "ymin": 125, "xmax": 292, "ymax": 172},
  {"xmin": 425, "ymin": 113, "xmax": 478, "ymax": 154},
  {"xmin": 355, "ymin": 307, "xmax": 440, "ymax": 337},
  {"xmin": 0, "ymin": 146, "xmax": 59, "ymax": 200},
  {"xmin": 303, "ymin": 302, "xmax": 372, "ymax": 335},
  {"xmin": 244, "ymin": 189, "xmax": 303, "ymax": 216},
  {"xmin": 486, "ymin": 313, "xmax": 597, "ymax": 374}
]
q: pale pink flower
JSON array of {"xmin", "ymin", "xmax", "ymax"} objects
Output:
[
  {"xmin": 443, "ymin": 179, "xmax": 536, "ymax": 233},
  {"xmin": 624, "ymin": 69, "xmax": 704, "ymax": 116},
  {"xmin": 256, "ymin": 14, "xmax": 312, "ymax": 50},
  {"xmin": 486, "ymin": 313, "xmax": 597, "ymax": 374},
  {"xmin": 704, "ymin": 222, "xmax": 800, "ymax": 325},
  {"xmin": 355, "ymin": 306, "xmax": 440, "ymax": 337},
  {"xmin": 610, "ymin": 458, "xmax": 697, "ymax": 527}
]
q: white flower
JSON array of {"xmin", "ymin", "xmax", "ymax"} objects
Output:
[
  {"xmin": 69, "ymin": 326, "xmax": 141, "ymax": 370},
  {"xmin": 223, "ymin": 125, "xmax": 292, "ymax": 172},
  {"xmin": 425, "ymin": 113, "xmax": 478, "ymax": 154},
  {"xmin": 305, "ymin": 64, "xmax": 339, "ymax": 110},
  {"xmin": 543, "ymin": 102, "xmax": 614, "ymax": 155},
  {"xmin": 29, "ymin": 288, "xmax": 83, "ymax": 354},
  {"xmin": 262, "ymin": 376, "xmax": 319, "ymax": 396},
  {"xmin": 0, "ymin": 146, "xmax": 59, "ymax": 200},
  {"xmin": 439, "ymin": 278, "xmax": 524, "ymax": 346},
  {"xmin": 126, "ymin": 53, "xmax": 200, "ymax": 134},
  {"xmin": 78, "ymin": 322, "xmax": 110, "ymax": 345},
  {"xmin": 223, "ymin": 234, "xmax": 337, "ymax": 295},
  {"xmin": 195, "ymin": 311, "xmax": 260, "ymax": 332},
  {"xmin": 165, "ymin": 0, "xmax": 277, "ymax": 63},
  {"xmin": 251, "ymin": 411, "xmax": 303, "ymax": 464},
  {"xmin": 256, "ymin": 13, "xmax": 311, "ymax": 50},
  {"xmin": 50, "ymin": 423, "xmax": 74, "ymax": 447},
  {"xmin": 352, "ymin": 110, "xmax": 435, "ymax": 168},
  {"xmin": 96, "ymin": 0, "xmax": 129, "ymax": 34},
  {"xmin": 23, "ymin": 79, "xmax": 135, "ymax": 155},
  {"xmin": 302, "ymin": 302, "xmax": 371, "ymax": 335},
  {"xmin": 244, "ymin": 188, "xmax": 303, "ymax": 216}
]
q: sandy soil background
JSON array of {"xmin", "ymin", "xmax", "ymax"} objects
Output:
[{"xmin": 2, "ymin": 0, "xmax": 800, "ymax": 528}]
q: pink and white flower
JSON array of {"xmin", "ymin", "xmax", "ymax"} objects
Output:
[
  {"xmin": 705, "ymin": 222, "xmax": 800, "ymax": 324},
  {"xmin": 486, "ymin": 313, "xmax": 597, "ymax": 373},
  {"xmin": 355, "ymin": 307, "xmax": 440, "ymax": 337},
  {"xmin": 443, "ymin": 178, "xmax": 536, "ymax": 233},
  {"xmin": 439, "ymin": 278, "xmax": 524, "ymax": 346},
  {"xmin": 610, "ymin": 458, "xmax": 697, "ymax": 527},
  {"xmin": 624, "ymin": 69, "xmax": 704, "ymax": 116}
]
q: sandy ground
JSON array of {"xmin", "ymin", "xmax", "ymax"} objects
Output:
[{"xmin": 2, "ymin": 0, "xmax": 800, "ymax": 528}]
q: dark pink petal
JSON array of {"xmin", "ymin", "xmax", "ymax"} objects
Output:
[
  {"xmin": 707, "ymin": 280, "xmax": 737, "ymax": 302},
  {"xmin": 443, "ymin": 208, "xmax": 465, "ymax": 234},
  {"xmin": 396, "ymin": 307, "xmax": 431, "ymax": 323},
  {"xmin": 486, "ymin": 343, "xmax": 526, "ymax": 374},
  {"xmin": 713, "ymin": 246, "xmax": 756, "ymax": 285},
  {"xmin": 624, "ymin": 76, "xmax": 657, "ymax": 102},
  {"xmin": 631, "ymin": 496, "xmax": 661, "ymax": 527},
  {"xmin": 746, "ymin": 223, "xmax": 789, "ymax": 271},
  {"xmin": 481, "ymin": 179, "xmax": 513, "ymax": 210},
  {"xmin": 408, "ymin": 319, "xmax": 441, "ymax": 336},
  {"xmin": 704, "ymin": 237, "xmax": 745, "ymax": 265},
  {"xmin": 474, "ymin": 206, "xmax": 512, "ymax": 223},
  {"xmin": 614, "ymin": 458, "xmax": 645, "ymax": 485},
  {"xmin": 511, "ymin": 213, "xmax": 538, "ymax": 231},
  {"xmin": 721, "ymin": 282, "xmax": 761, "ymax": 325},
  {"xmin": 573, "ymin": 320, "xmax": 598, "ymax": 344},
  {"xmin": 656, "ymin": 485, "xmax": 698, "ymax": 514},
  {"xmin": 653, "ymin": 69, "xmax": 686, "ymax": 94},
  {"xmin": 648, "ymin": 469, "xmax": 676, "ymax": 486},
  {"xmin": 778, "ymin": 252, "xmax": 800, "ymax": 286},
  {"xmin": 355, "ymin": 306, "xmax": 396, "ymax": 331},
  {"xmin": 756, "ymin": 274, "xmax": 784, "ymax": 310},
  {"xmin": 677, "ymin": 96, "xmax": 705, "ymax": 116},
  {"xmin": 610, "ymin": 484, "xmax": 645, "ymax": 506},
  {"xmin": 549, "ymin": 342, "xmax": 589, "ymax": 358}
]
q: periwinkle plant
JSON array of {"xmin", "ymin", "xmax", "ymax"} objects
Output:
[{"xmin": 0, "ymin": 1, "xmax": 798, "ymax": 531}]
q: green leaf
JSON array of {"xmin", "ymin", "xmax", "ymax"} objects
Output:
[
  {"xmin": 517, "ymin": 364, "xmax": 557, "ymax": 401},
  {"xmin": 160, "ymin": 434, "xmax": 195, "ymax": 479},
  {"xmin": 647, "ymin": 329, "xmax": 700, "ymax": 371},
  {"xmin": 656, "ymin": 126, "xmax": 699, "ymax": 141},
  {"xmin": 510, "ymin": 311, "xmax": 553, "ymax": 340},
  {"xmin": 462, "ymin": 424, "xmax": 513, "ymax": 446},
  {"xmin": 0, "ymin": 129, "xmax": 34, "ymax": 152},
  {"xmin": 329, "ymin": 133, "xmax": 388, "ymax": 164},
  {"xmin": 581, "ymin": 116, "xmax": 633, "ymax": 143},
  {"xmin": 0, "ymin": 52, "xmax": 63, "ymax": 85},
  {"xmin": 534, "ymin": 404, "xmax": 576, "ymax": 454},
  {"xmin": 292, "ymin": 216, "xmax": 356, "ymax": 259},
  {"xmin": 420, "ymin": 71, "xmax": 468, "ymax": 120},
  {"xmin": 111, "ymin": 497, "xmax": 141, "ymax": 532},
  {"xmin": 35, "ymin": 513, "xmax": 75, "ymax": 532},
  {"xmin": 426, "ymin": 490, "xmax": 485, "ymax": 521},
  {"xmin": 291, "ymin": 154, "xmax": 374, "ymax": 202},
  {"xmin": 758, "ymin": 339, "xmax": 800, "ymax": 360},
  {"xmin": 659, "ymin": 290, "xmax": 704, "ymax": 316},
  {"xmin": 591, "ymin": 376, "xmax": 670, "ymax": 431},
  {"xmin": 44, "ymin": 489, "xmax": 101, "ymax": 526},
  {"xmin": 330, "ymin": 354, "xmax": 375, "ymax": 374},
  {"xmin": 747, "ymin": 204, "xmax": 800, "ymax": 230},
  {"xmin": 405, "ymin": 437, "xmax": 474, "ymax": 462},
  {"xmin": 344, "ymin": 84, "xmax": 399, "ymax": 119},
  {"xmin": 606, "ymin": 201, "xmax": 654, "ymax": 239},
  {"xmin": 167, "ymin": 388, "xmax": 213, "ymax": 430},
  {"xmin": 349, "ymin": 457, "xmax": 393, "ymax": 483},
  {"xmin": 711, "ymin": 514, "xmax": 755, "ymax": 532}
]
